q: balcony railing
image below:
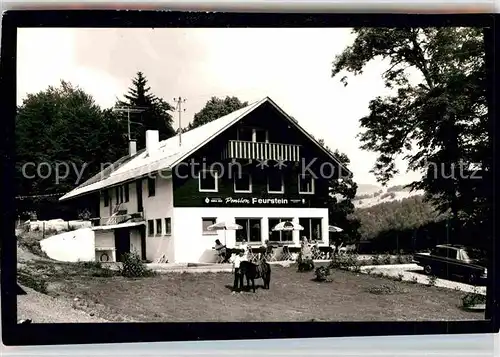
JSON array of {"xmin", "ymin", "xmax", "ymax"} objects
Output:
[
  {"xmin": 90, "ymin": 212, "xmax": 144, "ymax": 227},
  {"xmin": 223, "ymin": 140, "xmax": 301, "ymax": 162}
]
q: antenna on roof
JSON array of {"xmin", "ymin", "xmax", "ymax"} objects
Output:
[
  {"xmin": 112, "ymin": 106, "xmax": 147, "ymax": 141},
  {"xmin": 173, "ymin": 97, "xmax": 187, "ymax": 147}
]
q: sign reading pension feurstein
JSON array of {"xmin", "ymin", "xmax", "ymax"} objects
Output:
[{"xmin": 203, "ymin": 196, "xmax": 307, "ymax": 206}]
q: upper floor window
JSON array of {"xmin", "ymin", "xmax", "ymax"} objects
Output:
[
  {"xmin": 267, "ymin": 172, "xmax": 284, "ymax": 194},
  {"xmin": 124, "ymin": 184, "xmax": 129, "ymax": 202},
  {"xmin": 234, "ymin": 173, "xmax": 252, "ymax": 193},
  {"xmin": 103, "ymin": 190, "xmax": 109, "ymax": 207},
  {"xmin": 237, "ymin": 126, "xmax": 269, "ymax": 143},
  {"xmin": 198, "ymin": 170, "xmax": 218, "ymax": 192},
  {"xmin": 253, "ymin": 128, "xmax": 268, "ymax": 143},
  {"xmin": 237, "ymin": 127, "xmax": 253, "ymax": 141},
  {"xmin": 148, "ymin": 177, "xmax": 156, "ymax": 197},
  {"xmin": 298, "ymin": 174, "xmax": 315, "ymax": 194}
]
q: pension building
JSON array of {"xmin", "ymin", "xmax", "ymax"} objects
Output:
[{"xmin": 60, "ymin": 97, "xmax": 351, "ymax": 263}]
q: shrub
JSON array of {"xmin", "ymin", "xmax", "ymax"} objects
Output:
[
  {"xmin": 462, "ymin": 292, "xmax": 486, "ymax": 308},
  {"xmin": 371, "ymin": 254, "xmax": 382, "ymax": 265},
  {"xmin": 427, "ymin": 275, "xmax": 438, "ymax": 286},
  {"xmin": 382, "ymin": 254, "xmax": 392, "ymax": 265},
  {"xmin": 297, "ymin": 258, "xmax": 315, "ymax": 272},
  {"xmin": 314, "ymin": 266, "xmax": 331, "ymax": 282},
  {"xmin": 119, "ymin": 252, "xmax": 156, "ymax": 278}
]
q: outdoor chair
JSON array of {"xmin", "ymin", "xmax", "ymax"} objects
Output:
[
  {"xmin": 280, "ymin": 246, "xmax": 294, "ymax": 261},
  {"xmin": 264, "ymin": 245, "xmax": 278, "ymax": 262},
  {"xmin": 246, "ymin": 246, "xmax": 259, "ymax": 263}
]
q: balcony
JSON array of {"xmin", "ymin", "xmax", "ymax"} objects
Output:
[
  {"xmin": 90, "ymin": 212, "xmax": 144, "ymax": 227},
  {"xmin": 223, "ymin": 140, "xmax": 301, "ymax": 162}
]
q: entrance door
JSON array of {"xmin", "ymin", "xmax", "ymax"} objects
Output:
[
  {"xmin": 114, "ymin": 228, "xmax": 131, "ymax": 262},
  {"xmin": 136, "ymin": 179, "xmax": 143, "ymax": 212}
]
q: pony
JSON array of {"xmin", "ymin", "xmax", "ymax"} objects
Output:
[{"xmin": 239, "ymin": 258, "xmax": 271, "ymax": 293}]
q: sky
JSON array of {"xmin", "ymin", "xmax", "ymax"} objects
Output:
[{"xmin": 17, "ymin": 28, "xmax": 423, "ymax": 187}]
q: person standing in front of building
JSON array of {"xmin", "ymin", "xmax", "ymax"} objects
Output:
[{"xmin": 230, "ymin": 250, "xmax": 245, "ymax": 294}]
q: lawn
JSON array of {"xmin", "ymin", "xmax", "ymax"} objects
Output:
[{"xmin": 19, "ymin": 260, "xmax": 485, "ymax": 322}]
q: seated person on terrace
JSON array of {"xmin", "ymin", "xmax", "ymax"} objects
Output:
[{"xmin": 214, "ymin": 239, "xmax": 228, "ymax": 262}]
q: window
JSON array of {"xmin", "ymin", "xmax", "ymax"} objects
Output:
[
  {"xmin": 237, "ymin": 127, "xmax": 253, "ymax": 141},
  {"xmin": 148, "ymin": 177, "xmax": 156, "ymax": 197},
  {"xmin": 165, "ymin": 218, "xmax": 172, "ymax": 235},
  {"xmin": 267, "ymin": 172, "xmax": 284, "ymax": 194},
  {"xmin": 254, "ymin": 128, "xmax": 268, "ymax": 143},
  {"xmin": 299, "ymin": 218, "xmax": 322, "ymax": 242},
  {"xmin": 235, "ymin": 218, "xmax": 261, "ymax": 243},
  {"xmin": 234, "ymin": 173, "xmax": 252, "ymax": 193},
  {"xmin": 198, "ymin": 170, "xmax": 218, "ymax": 192},
  {"xmin": 103, "ymin": 190, "xmax": 109, "ymax": 207},
  {"xmin": 298, "ymin": 174, "xmax": 315, "ymax": 194},
  {"xmin": 124, "ymin": 184, "xmax": 129, "ymax": 202},
  {"xmin": 156, "ymin": 219, "xmax": 162, "ymax": 235},
  {"xmin": 114, "ymin": 186, "xmax": 127, "ymax": 204},
  {"xmin": 268, "ymin": 218, "xmax": 293, "ymax": 242},
  {"xmin": 148, "ymin": 220, "xmax": 154, "ymax": 237},
  {"xmin": 202, "ymin": 218, "xmax": 217, "ymax": 235},
  {"xmin": 434, "ymin": 247, "xmax": 450, "ymax": 258}
]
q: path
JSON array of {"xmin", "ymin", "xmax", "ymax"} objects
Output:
[
  {"xmin": 359, "ymin": 263, "xmax": 487, "ymax": 295},
  {"xmin": 17, "ymin": 284, "xmax": 109, "ymax": 323}
]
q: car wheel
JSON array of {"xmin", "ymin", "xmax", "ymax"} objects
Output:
[
  {"xmin": 424, "ymin": 265, "xmax": 432, "ymax": 275},
  {"xmin": 468, "ymin": 273, "xmax": 477, "ymax": 285}
]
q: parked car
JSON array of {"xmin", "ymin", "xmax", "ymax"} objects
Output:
[{"xmin": 413, "ymin": 244, "xmax": 487, "ymax": 285}]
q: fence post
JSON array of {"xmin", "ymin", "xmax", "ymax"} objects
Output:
[
  {"xmin": 42, "ymin": 221, "xmax": 45, "ymax": 239},
  {"xmin": 68, "ymin": 221, "xmax": 70, "ymax": 231}
]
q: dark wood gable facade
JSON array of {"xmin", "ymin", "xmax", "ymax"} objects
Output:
[{"xmin": 172, "ymin": 100, "xmax": 344, "ymax": 208}]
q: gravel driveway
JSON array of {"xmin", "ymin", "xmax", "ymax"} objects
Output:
[
  {"xmin": 17, "ymin": 284, "xmax": 109, "ymax": 323},
  {"xmin": 359, "ymin": 264, "xmax": 487, "ymax": 295}
]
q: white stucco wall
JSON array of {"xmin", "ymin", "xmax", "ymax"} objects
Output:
[
  {"xmin": 142, "ymin": 175, "xmax": 174, "ymax": 262},
  {"xmin": 40, "ymin": 228, "xmax": 95, "ymax": 262},
  {"xmin": 172, "ymin": 207, "xmax": 329, "ymax": 263},
  {"xmin": 96, "ymin": 175, "xmax": 175, "ymax": 263}
]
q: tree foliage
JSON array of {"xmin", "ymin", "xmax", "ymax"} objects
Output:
[
  {"xmin": 118, "ymin": 71, "xmax": 176, "ymax": 148},
  {"xmin": 187, "ymin": 96, "xmax": 248, "ymax": 131},
  {"xmin": 316, "ymin": 138, "xmax": 360, "ymax": 243},
  {"xmin": 16, "ymin": 81, "xmax": 128, "ymax": 218},
  {"xmin": 332, "ymin": 28, "xmax": 491, "ymax": 244},
  {"xmin": 353, "ymin": 195, "xmax": 444, "ymax": 240}
]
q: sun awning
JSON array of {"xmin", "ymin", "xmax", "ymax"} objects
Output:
[{"xmin": 92, "ymin": 221, "xmax": 146, "ymax": 231}]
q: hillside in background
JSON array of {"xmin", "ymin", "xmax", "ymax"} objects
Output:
[{"xmin": 353, "ymin": 183, "xmax": 424, "ymax": 209}]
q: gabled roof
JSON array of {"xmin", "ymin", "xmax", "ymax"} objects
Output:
[{"xmin": 60, "ymin": 96, "xmax": 352, "ymax": 201}]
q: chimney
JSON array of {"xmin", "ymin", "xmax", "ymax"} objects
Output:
[
  {"xmin": 146, "ymin": 130, "xmax": 159, "ymax": 154},
  {"xmin": 129, "ymin": 140, "xmax": 137, "ymax": 156}
]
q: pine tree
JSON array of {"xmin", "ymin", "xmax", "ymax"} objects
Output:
[{"xmin": 118, "ymin": 72, "xmax": 176, "ymax": 148}]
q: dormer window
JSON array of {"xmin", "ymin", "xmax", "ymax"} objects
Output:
[
  {"xmin": 198, "ymin": 170, "xmax": 218, "ymax": 192},
  {"xmin": 298, "ymin": 174, "xmax": 315, "ymax": 194}
]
